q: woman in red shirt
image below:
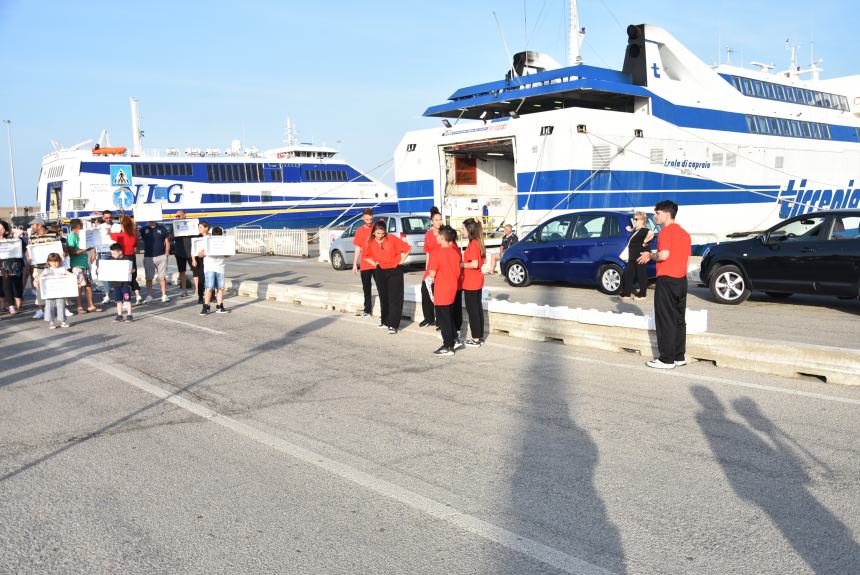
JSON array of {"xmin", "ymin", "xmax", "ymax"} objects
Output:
[
  {"xmin": 110, "ymin": 215, "xmax": 142, "ymax": 304},
  {"xmin": 461, "ymin": 218, "xmax": 486, "ymax": 346},
  {"xmin": 420, "ymin": 206, "xmax": 443, "ymax": 328},
  {"xmin": 364, "ymin": 220, "xmax": 411, "ymax": 334}
]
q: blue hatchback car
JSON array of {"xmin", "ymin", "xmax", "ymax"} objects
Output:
[{"xmin": 500, "ymin": 210, "xmax": 658, "ymax": 293}]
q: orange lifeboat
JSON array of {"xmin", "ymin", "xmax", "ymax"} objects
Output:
[{"xmin": 92, "ymin": 145, "xmax": 127, "ymax": 155}]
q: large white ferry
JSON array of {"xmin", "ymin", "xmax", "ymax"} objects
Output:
[
  {"xmin": 36, "ymin": 101, "xmax": 397, "ymax": 229},
  {"xmin": 394, "ymin": 2, "xmax": 860, "ymax": 246}
]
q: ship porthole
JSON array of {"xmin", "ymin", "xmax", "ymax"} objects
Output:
[{"xmin": 375, "ymin": 193, "xmax": 379, "ymax": 198}]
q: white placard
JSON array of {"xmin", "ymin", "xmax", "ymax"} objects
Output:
[
  {"xmin": 76, "ymin": 228, "xmax": 104, "ymax": 250},
  {"xmin": 39, "ymin": 272, "xmax": 80, "ymax": 299},
  {"xmin": 191, "ymin": 237, "xmax": 206, "ymax": 257},
  {"xmin": 172, "ymin": 218, "xmax": 199, "ymax": 237},
  {"xmin": 27, "ymin": 241, "xmax": 64, "ymax": 265},
  {"xmin": 96, "ymin": 258, "xmax": 132, "ymax": 282},
  {"xmin": 205, "ymin": 235, "xmax": 236, "ymax": 256},
  {"xmin": 0, "ymin": 239, "xmax": 23, "ymax": 259},
  {"xmin": 133, "ymin": 202, "xmax": 163, "ymax": 222}
]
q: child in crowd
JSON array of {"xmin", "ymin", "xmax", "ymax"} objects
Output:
[
  {"xmin": 32, "ymin": 252, "xmax": 72, "ymax": 329},
  {"xmin": 427, "ymin": 226, "xmax": 463, "ymax": 355},
  {"xmin": 461, "ymin": 218, "xmax": 486, "ymax": 347},
  {"xmin": 107, "ymin": 242, "xmax": 134, "ymax": 322},
  {"xmin": 198, "ymin": 225, "xmax": 230, "ymax": 315}
]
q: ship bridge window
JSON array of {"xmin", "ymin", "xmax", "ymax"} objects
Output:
[
  {"xmin": 157, "ymin": 164, "xmax": 165, "ymax": 176},
  {"xmin": 728, "ymin": 75, "xmax": 850, "ymax": 111},
  {"xmin": 745, "ymin": 114, "xmax": 832, "ymax": 141},
  {"xmin": 143, "ymin": 163, "xmax": 151, "ymax": 176},
  {"xmin": 270, "ymin": 167, "xmax": 283, "ymax": 182}
]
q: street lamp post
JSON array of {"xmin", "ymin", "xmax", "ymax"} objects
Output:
[{"xmin": 2, "ymin": 119, "xmax": 19, "ymax": 220}]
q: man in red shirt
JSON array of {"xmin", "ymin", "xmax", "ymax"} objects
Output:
[
  {"xmin": 638, "ymin": 200, "xmax": 692, "ymax": 369},
  {"xmin": 427, "ymin": 226, "xmax": 463, "ymax": 355},
  {"xmin": 351, "ymin": 208, "xmax": 376, "ymax": 317}
]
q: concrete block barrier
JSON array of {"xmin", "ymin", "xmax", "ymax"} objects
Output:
[{"xmin": 173, "ymin": 273, "xmax": 859, "ymax": 386}]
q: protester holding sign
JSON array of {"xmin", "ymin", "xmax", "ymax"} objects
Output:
[
  {"xmin": 0, "ymin": 220, "xmax": 25, "ymax": 315},
  {"xmin": 197, "ymin": 225, "xmax": 230, "ymax": 315},
  {"xmin": 191, "ymin": 221, "xmax": 208, "ymax": 304},
  {"xmin": 66, "ymin": 219, "xmax": 100, "ymax": 313},
  {"xmin": 96, "ymin": 210, "xmax": 120, "ymax": 303},
  {"xmin": 107, "ymin": 243, "xmax": 135, "ymax": 322},
  {"xmin": 110, "ymin": 216, "xmax": 142, "ymax": 305},
  {"xmin": 171, "ymin": 210, "xmax": 196, "ymax": 297},
  {"xmin": 32, "ymin": 253, "xmax": 72, "ymax": 329},
  {"xmin": 27, "ymin": 216, "xmax": 67, "ymax": 320}
]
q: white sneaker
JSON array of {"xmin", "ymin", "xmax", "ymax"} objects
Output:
[
  {"xmin": 646, "ymin": 359, "xmax": 676, "ymax": 370},
  {"xmin": 161, "ymin": 294, "xmax": 169, "ymax": 303},
  {"xmin": 33, "ymin": 310, "xmax": 44, "ymax": 319},
  {"xmin": 452, "ymin": 340, "xmax": 465, "ymax": 351},
  {"xmin": 135, "ymin": 296, "xmax": 143, "ymax": 305},
  {"xmin": 65, "ymin": 309, "xmax": 74, "ymax": 317},
  {"xmin": 101, "ymin": 295, "xmax": 110, "ymax": 304},
  {"xmin": 675, "ymin": 360, "xmax": 687, "ymax": 367},
  {"xmin": 144, "ymin": 295, "xmax": 153, "ymax": 304}
]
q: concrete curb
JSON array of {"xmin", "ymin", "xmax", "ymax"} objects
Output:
[{"xmin": 170, "ymin": 272, "xmax": 860, "ymax": 386}]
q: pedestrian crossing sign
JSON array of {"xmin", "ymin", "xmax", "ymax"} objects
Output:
[{"xmin": 111, "ymin": 164, "xmax": 133, "ymax": 187}]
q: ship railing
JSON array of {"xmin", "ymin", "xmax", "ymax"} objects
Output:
[{"xmin": 226, "ymin": 228, "xmax": 309, "ymax": 257}]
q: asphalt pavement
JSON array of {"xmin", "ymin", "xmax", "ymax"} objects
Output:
[{"xmin": 1, "ymin": 288, "xmax": 859, "ymax": 574}]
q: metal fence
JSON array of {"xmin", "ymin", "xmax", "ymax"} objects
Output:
[{"xmin": 226, "ymin": 228, "xmax": 309, "ymax": 257}]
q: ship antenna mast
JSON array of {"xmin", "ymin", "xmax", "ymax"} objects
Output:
[
  {"xmin": 568, "ymin": 0, "xmax": 585, "ymax": 65},
  {"xmin": 130, "ymin": 97, "xmax": 142, "ymax": 157}
]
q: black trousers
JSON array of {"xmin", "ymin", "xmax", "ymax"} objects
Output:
[
  {"xmin": 125, "ymin": 255, "xmax": 141, "ymax": 293},
  {"xmin": 621, "ymin": 259, "xmax": 648, "ymax": 297},
  {"xmin": 420, "ymin": 280, "xmax": 435, "ymax": 323},
  {"xmin": 435, "ymin": 304, "xmax": 456, "ymax": 348},
  {"xmin": 360, "ymin": 269, "xmax": 376, "ymax": 314},
  {"xmin": 654, "ymin": 276, "xmax": 687, "ymax": 364},
  {"xmin": 374, "ymin": 266, "xmax": 404, "ymax": 329},
  {"xmin": 195, "ymin": 257, "xmax": 205, "ymax": 298},
  {"xmin": 463, "ymin": 289, "xmax": 484, "ymax": 340},
  {"xmin": 452, "ymin": 289, "xmax": 463, "ymax": 332}
]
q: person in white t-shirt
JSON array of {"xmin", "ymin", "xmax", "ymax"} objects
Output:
[
  {"xmin": 196, "ymin": 222, "xmax": 230, "ymax": 315},
  {"xmin": 96, "ymin": 210, "xmax": 122, "ymax": 304}
]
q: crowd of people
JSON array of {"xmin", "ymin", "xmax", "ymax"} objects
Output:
[
  {"xmin": 0, "ymin": 210, "xmax": 230, "ymax": 328},
  {"xmin": 3, "ymin": 200, "xmax": 691, "ymax": 368},
  {"xmin": 352, "ymin": 206, "xmax": 488, "ymax": 355}
]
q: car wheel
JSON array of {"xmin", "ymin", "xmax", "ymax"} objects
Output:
[
  {"xmin": 764, "ymin": 292, "xmax": 792, "ymax": 299},
  {"xmin": 597, "ymin": 264, "xmax": 623, "ymax": 295},
  {"xmin": 505, "ymin": 260, "xmax": 530, "ymax": 287},
  {"xmin": 709, "ymin": 265, "xmax": 750, "ymax": 304},
  {"xmin": 330, "ymin": 250, "xmax": 346, "ymax": 271}
]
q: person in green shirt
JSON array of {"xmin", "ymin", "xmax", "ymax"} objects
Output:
[{"xmin": 66, "ymin": 218, "xmax": 100, "ymax": 313}]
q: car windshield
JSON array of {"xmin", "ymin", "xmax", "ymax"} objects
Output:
[{"xmin": 402, "ymin": 216, "xmax": 431, "ymax": 234}]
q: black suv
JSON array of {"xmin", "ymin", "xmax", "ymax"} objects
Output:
[{"xmin": 700, "ymin": 209, "xmax": 860, "ymax": 304}]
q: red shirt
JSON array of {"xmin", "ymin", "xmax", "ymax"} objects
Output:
[
  {"xmin": 428, "ymin": 245, "xmax": 462, "ymax": 306},
  {"xmin": 656, "ymin": 222, "xmax": 691, "ymax": 278},
  {"xmin": 110, "ymin": 231, "xmax": 137, "ymax": 256},
  {"xmin": 461, "ymin": 239, "xmax": 485, "ymax": 291},
  {"xmin": 364, "ymin": 235, "xmax": 410, "ymax": 269},
  {"xmin": 352, "ymin": 224, "xmax": 374, "ymax": 271},
  {"xmin": 422, "ymin": 229, "xmax": 441, "ymax": 280}
]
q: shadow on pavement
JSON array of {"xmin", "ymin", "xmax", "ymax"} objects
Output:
[
  {"xmin": 692, "ymin": 386, "xmax": 860, "ymax": 573},
  {"xmin": 0, "ymin": 315, "xmax": 338, "ymax": 484},
  {"xmin": 502, "ymin": 289, "xmax": 627, "ymax": 574}
]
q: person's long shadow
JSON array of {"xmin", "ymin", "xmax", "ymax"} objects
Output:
[
  {"xmin": 503, "ymin": 290, "xmax": 627, "ymax": 573},
  {"xmin": 0, "ymin": 315, "xmax": 338, "ymax": 484},
  {"xmin": 692, "ymin": 386, "xmax": 860, "ymax": 573}
]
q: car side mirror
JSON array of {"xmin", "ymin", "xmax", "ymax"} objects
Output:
[{"xmin": 766, "ymin": 230, "xmax": 786, "ymax": 244}]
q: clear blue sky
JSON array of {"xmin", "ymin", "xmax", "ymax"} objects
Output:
[{"xmin": 0, "ymin": 0, "xmax": 855, "ymax": 207}]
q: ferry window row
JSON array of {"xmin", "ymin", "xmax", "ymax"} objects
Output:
[
  {"xmin": 207, "ymin": 163, "xmax": 265, "ymax": 183},
  {"xmin": 745, "ymin": 115, "xmax": 831, "ymax": 139},
  {"xmin": 132, "ymin": 163, "xmax": 193, "ymax": 177},
  {"xmin": 728, "ymin": 75, "xmax": 850, "ymax": 112},
  {"xmin": 305, "ymin": 169, "xmax": 348, "ymax": 182}
]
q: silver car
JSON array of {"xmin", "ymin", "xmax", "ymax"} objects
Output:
[{"xmin": 329, "ymin": 212, "xmax": 431, "ymax": 270}]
